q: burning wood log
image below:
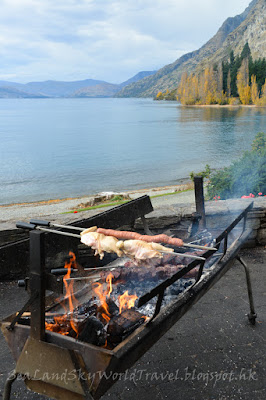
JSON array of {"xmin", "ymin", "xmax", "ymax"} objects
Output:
[
  {"xmin": 107, "ymin": 309, "xmax": 146, "ymax": 344},
  {"xmin": 78, "ymin": 316, "xmax": 107, "ymax": 346}
]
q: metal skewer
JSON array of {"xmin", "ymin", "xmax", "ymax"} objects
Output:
[
  {"xmin": 29, "ymin": 219, "xmax": 217, "ymax": 251},
  {"xmin": 181, "ymin": 243, "xmax": 217, "ymax": 251},
  {"xmin": 18, "ymin": 222, "xmax": 210, "ymax": 260},
  {"xmin": 30, "ymin": 219, "xmax": 84, "ymax": 232},
  {"xmin": 16, "ymin": 222, "xmax": 81, "ymax": 239},
  {"xmin": 161, "ymin": 251, "xmax": 205, "ymax": 261}
]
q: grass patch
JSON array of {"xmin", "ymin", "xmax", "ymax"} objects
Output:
[
  {"xmin": 150, "ymin": 188, "xmax": 193, "ymax": 199},
  {"xmin": 61, "ymin": 200, "xmax": 130, "ymax": 214},
  {"xmin": 62, "ymin": 187, "xmax": 193, "ymax": 214}
]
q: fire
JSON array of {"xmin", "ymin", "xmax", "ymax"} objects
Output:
[
  {"xmin": 92, "ymin": 273, "xmax": 114, "ymax": 323},
  {"xmin": 63, "ymin": 252, "xmax": 79, "ymax": 334},
  {"xmin": 46, "ymin": 260, "xmax": 139, "ymax": 339},
  {"xmin": 92, "ymin": 273, "xmax": 138, "ymax": 322},
  {"xmin": 45, "ymin": 251, "xmax": 79, "ymax": 336},
  {"xmin": 118, "ymin": 291, "xmax": 138, "ymax": 314}
]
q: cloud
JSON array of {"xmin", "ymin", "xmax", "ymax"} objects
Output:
[{"xmin": 0, "ymin": 0, "xmax": 253, "ymax": 83}]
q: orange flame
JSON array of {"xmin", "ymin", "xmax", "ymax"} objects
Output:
[
  {"xmin": 45, "ymin": 252, "xmax": 79, "ymax": 335},
  {"xmin": 46, "ymin": 264, "xmax": 139, "ymax": 338},
  {"xmin": 92, "ymin": 273, "xmax": 114, "ymax": 323},
  {"xmin": 63, "ymin": 252, "xmax": 79, "ymax": 334},
  {"xmin": 118, "ymin": 291, "xmax": 138, "ymax": 314},
  {"xmin": 92, "ymin": 273, "xmax": 138, "ymax": 321},
  {"xmin": 106, "ymin": 273, "xmax": 113, "ymax": 297}
]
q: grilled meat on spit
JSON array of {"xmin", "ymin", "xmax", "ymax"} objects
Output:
[
  {"xmin": 116, "ymin": 240, "xmax": 173, "ymax": 263},
  {"xmin": 80, "ymin": 227, "xmax": 173, "ymax": 262},
  {"xmin": 80, "ymin": 227, "xmax": 123, "ymax": 260},
  {"xmin": 97, "ymin": 227, "xmax": 184, "ymax": 247}
]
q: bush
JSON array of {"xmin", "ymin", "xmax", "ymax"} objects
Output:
[
  {"xmin": 228, "ymin": 97, "xmax": 240, "ymax": 105},
  {"xmin": 207, "ymin": 132, "xmax": 266, "ymax": 199},
  {"xmin": 190, "ymin": 164, "xmax": 211, "ymax": 181}
]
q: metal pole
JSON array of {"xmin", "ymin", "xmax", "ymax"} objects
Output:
[
  {"xmin": 3, "ymin": 371, "xmax": 18, "ymax": 400},
  {"xmin": 236, "ymin": 256, "xmax": 257, "ymax": 325},
  {"xmin": 194, "ymin": 176, "xmax": 206, "ymax": 229},
  {"xmin": 29, "ymin": 230, "xmax": 46, "ymax": 341}
]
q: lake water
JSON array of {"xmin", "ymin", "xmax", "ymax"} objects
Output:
[{"xmin": 0, "ymin": 98, "xmax": 266, "ymax": 205}]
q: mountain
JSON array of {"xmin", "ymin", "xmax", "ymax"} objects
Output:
[
  {"xmin": 116, "ymin": 0, "xmax": 263, "ymax": 98},
  {"xmin": 0, "ymin": 71, "xmax": 156, "ymax": 98},
  {"xmin": 197, "ymin": 0, "xmax": 266, "ymax": 72},
  {"xmin": 71, "ymin": 71, "xmax": 156, "ymax": 97},
  {"xmin": 72, "ymin": 82, "xmax": 120, "ymax": 98},
  {"xmin": 119, "ymin": 71, "xmax": 157, "ymax": 88},
  {"xmin": 0, "ymin": 86, "xmax": 47, "ymax": 98},
  {"xmin": 0, "ymin": 79, "xmax": 109, "ymax": 98}
]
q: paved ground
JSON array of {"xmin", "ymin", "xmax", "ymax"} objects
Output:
[{"xmin": 0, "ymin": 246, "xmax": 265, "ymax": 400}]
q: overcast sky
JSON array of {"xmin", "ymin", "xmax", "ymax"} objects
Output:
[{"xmin": 0, "ymin": 0, "xmax": 252, "ymax": 84}]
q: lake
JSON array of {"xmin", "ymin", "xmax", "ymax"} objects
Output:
[{"xmin": 0, "ymin": 98, "xmax": 266, "ymax": 205}]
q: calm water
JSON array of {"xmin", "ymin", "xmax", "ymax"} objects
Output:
[{"xmin": 0, "ymin": 98, "xmax": 266, "ymax": 205}]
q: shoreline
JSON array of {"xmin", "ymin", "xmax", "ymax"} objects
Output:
[
  {"xmin": 0, "ymin": 181, "xmax": 193, "ymax": 208},
  {"xmin": 0, "ymin": 181, "xmax": 195, "ymax": 230}
]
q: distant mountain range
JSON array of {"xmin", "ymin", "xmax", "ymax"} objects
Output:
[
  {"xmin": 0, "ymin": 71, "xmax": 156, "ymax": 98},
  {"xmin": 116, "ymin": 0, "xmax": 265, "ymax": 97}
]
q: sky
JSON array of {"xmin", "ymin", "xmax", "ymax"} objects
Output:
[{"xmin": 0, "ymin": 0, "xmax": 253, "ymax": 84}]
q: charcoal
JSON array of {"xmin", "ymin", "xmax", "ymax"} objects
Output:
[
  {"xmin": 74, "ymin": 298, "xmax": 98, "ymax": 316},
  {"xmin": 107, "ymin": 309, "xmax": 145, "ymax": 343},
  {"xmin": 78, "ymin": 316, "xmax": 106, "ymax": 346},
  {"xmin": 106, "ymin": 297, "xmax": 119, "ymax": 316}
]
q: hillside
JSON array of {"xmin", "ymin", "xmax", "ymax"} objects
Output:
[
  {"xmin": 0, "ymin": 86, "xmax": 47, "ymax": 98},
  {"xmin": 72, "ymin": 82, "xmax": 120, "ymax": 98},
  {"xmin": 116, "ymin": 0, "xmax": 263, "ymax": 98},
  {"xmin": 197, "ymin": 0, "xmax": 266, "ymax": 73}
]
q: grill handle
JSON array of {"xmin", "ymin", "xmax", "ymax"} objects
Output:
[
  {"xmin": 16, "ymin": 222, "xmax": 37, "ymax": 230},
  {"xmin": 30, "ymin": 219, "xmax": 50, "ymax": 226}
]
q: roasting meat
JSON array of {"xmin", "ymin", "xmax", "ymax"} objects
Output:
[
  {"xmin": 97, "ymin": 227, "xmax": 184, "ymax": 247},
  {"xmin": 81, "ymin": 227, "xmax": 173, "ymax": 262},
  {"xmin": 116, "ymin": 240, "xmax": 173, "ymax": 263},
  {"xmin": 80, "ymin": 228, "xmax": 123, "ymax": 259},
  {"xmin": 100, "ymin": 260, "xmax": 199, "ymax": 282}
]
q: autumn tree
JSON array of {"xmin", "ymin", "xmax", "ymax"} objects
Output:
[
  {"xmin": 251, "ymin": 75, "xmax": 259, "ymax": 104},
  {"xmin": 203, "ymin": 67, "xmax": 218, "ymax": 104},
  {"xmin": 237, "ymin": 58, "xmax": 251, "ymax": 104}
]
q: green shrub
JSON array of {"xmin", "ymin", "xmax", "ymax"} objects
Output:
[
  {"xmin": 190, "ymin": 164, "xmax": 211, "ymax": 181},
  {"xmin": 207, "ymin": 132, "xmax": 266, "ymax": 199}
]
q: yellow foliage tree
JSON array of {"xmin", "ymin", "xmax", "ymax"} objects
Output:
[
  {"xmin": 251, "ymin": 75, "xmax": 259, "ymax": 105},
  {"xmin": 237, "ymin": 58, "xmax": 251, "ymax": 105},
  {"xmin": 156, "ymin": 91, "xmax": 164, "ymax": 100}
]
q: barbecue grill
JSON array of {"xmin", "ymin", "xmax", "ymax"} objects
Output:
[{"xmin": 1, "ymin": 186, "xmax": 257, "ymax": 400}]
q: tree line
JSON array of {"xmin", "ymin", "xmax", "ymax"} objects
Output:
[{"xmin": 155, "ymin": 43, "xmax": 266, "ymax": 106}]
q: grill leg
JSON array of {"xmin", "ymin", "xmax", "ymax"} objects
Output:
[
  {"xmin": 3, "ymin": 370, "xmax": 17, "ymax": 400},
  {"xmin": 236, "ymin": 256, "xmax": 257, "ymax": 325}
]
